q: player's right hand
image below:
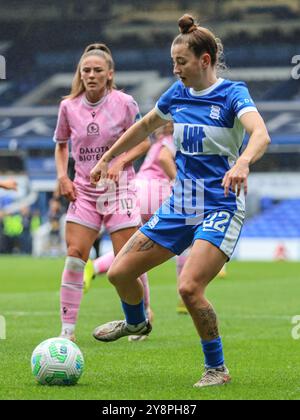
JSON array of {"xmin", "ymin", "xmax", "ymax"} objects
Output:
[
  {"xmin": 90, "ymin": 159, "xmax": 109, "ymax": 186},
  {"xmin": 58, "ymin": 175, "xmax": 77, "ymax": 202}
]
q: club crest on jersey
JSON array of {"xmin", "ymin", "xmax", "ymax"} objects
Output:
[
  {"xmin": 210, "ymin": 105, "xmax": 221, "ymax": 120},
  {"xmin": 87, "ymin": 122, "xmax": 100, "ymax": 136}
]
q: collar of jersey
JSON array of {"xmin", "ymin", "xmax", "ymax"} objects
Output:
[
  {"xmin": 82, "ymin": 92, "xmax": 108, "ymax": 108},
  {"xmin": 189, "ymin": 78, "xmax": 224, "ymax": 97}
]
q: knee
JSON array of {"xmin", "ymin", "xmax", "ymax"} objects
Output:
[
  {"xmin": 178, "ymin": 274, "xmax": 205, "ymax": 303},
  {"xmin": 107, "ymin": 264, "xmax": 124, "ymax": 286},
  {"xmin": 67, "ymin": 246, "xmax": 85, "ymax": 261},
  {"xmin": 178, "ymin": 282, "xmax": 194, "ymax": 302}
]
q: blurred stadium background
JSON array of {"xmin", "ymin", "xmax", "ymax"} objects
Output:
[
  {"xmin": 0, "ymin": 0, "xmax": 299, "ymax": 259},
  {"xmin": 1, "ymin": 0, "xmax": 300, "ymax": 402}
]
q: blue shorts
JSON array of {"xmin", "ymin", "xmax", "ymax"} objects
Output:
[{"xmin": 140, "ymin": 205, "xmax": 245, "ymax": 259}]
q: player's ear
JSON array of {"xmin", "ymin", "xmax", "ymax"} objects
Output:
[
  {"xmin": 108, "ymin": 69, "xmax": 114, "ymax": 80},
  {"xmin": 201, "ymin": 53, "xmax": 211, "ymax": 68}
]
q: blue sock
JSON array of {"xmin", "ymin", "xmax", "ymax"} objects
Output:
[
  {"xmin": 121, "ymin": 300, "xmax": 146, "ymax": 326},
  {"xmin": 201, "ymin": 337, "xmax": 224, "ymax": 369}
]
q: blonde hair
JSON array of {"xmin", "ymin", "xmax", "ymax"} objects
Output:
[{"xmin": 64, "ymin": 43, "xmax": 116, "ymax": 100}]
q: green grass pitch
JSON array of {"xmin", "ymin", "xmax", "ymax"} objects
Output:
[{"xmin": 0, "ymin": 257, "xmax": 300, "ymax": 400}]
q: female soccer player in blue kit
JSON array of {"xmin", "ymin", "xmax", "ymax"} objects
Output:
[{"xmin": 90, "ymin": 14, "xmax": 270, "ymax": 388}]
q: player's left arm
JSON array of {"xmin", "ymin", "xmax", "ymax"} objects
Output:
[
  {"xmin": 0, "ymin": 179, "xmax": 17, "ymax": 191},
  {"xmin": 222, "ymin": 111, "xmax": 271, "ymax": 197},
  {"xmin": 107, "ymin": 138, "xmax": 151, "ymax": 182},
  {"xmin": 90, "ymin": 109, "xmax": 167, "ymax": 185}
]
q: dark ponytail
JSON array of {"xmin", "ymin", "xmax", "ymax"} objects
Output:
[{"xmin": 173, "ymin": 14, "xmax": 225, "ymax": 70}]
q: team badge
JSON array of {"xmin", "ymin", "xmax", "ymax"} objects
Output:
[
  {"xmin": 87, "ymin": 122, "xmax": 100, "ymax": 136},
  {"xmin": 210, "ymin": 105, "xmax": 221, "ymax": 120}
]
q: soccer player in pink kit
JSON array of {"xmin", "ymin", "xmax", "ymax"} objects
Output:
[{"xmin": 54, "ymin": 43, "xmax": 151, "ymax": 341}]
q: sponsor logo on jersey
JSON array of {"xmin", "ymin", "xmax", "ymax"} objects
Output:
[
  {"xmin": 175, "ymin": 107, "xmax": 188, "ymax": 113},
  {"xmin": 79, "ymin": 146, "xmax": 109, "ymax": 162},
  {"xmin": 237, "ymin": 98, "xmax": 254, "ymax": 108},
  {"xmin": 182, "ymin": 125, "xmax": 205, "ymax": 153}
]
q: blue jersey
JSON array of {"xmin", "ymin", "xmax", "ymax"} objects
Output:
[
  {"xmin": 155, "ymin": 78, "xmax": 257, "ymax": 215},
  {"xmin": 140, "ymin": 78, "xmax": 257, "ymax": 257}
]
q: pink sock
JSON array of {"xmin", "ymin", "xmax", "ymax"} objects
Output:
[
  {"xmin": 60, "ymin": 257, "xmax": 85, "ymax": 326},
  {"xmin": 140, "ymin": 272, "xmax": 150, "ymax": 308},
  {"xmin": 93, "ymin": 251, "xmax": 115, "ymax": 274}
]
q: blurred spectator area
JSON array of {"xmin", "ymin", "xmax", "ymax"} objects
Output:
[
  {"xmin": 0, "ymin": 150, "xmax": 25, "ymax": 173},
  {"xmin": 0, "ymin": 1, "xmax": 299, "ymax": 75},
  {"xmin": 1, "ymin": 68, "xmax": 300, "ymax": 109},
  {"xmin": 0, "ymin": 1, "xmax": 299, "ymax": 23},
  {"xmin": 0, "ymin": 1, "xmax": 299, "ymax": 107},
  {"xmin": 242, "ymin": 198, "xmax": 300, "ymax": 238}
]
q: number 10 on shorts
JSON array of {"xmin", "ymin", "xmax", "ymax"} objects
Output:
[{"xmin": 120, "ymin": 198, "xmax": 133, "ymax": 211}]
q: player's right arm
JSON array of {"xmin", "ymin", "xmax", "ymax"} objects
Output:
[
  {"xmin": 55, "ymin": 142, "xmax": 77, "ymax": 202},
  {"xmin": 54, "ymin": 100, "xmax": 76, "ymax": 202},
  {"xmin": 90, "ymin": 109, "xmax": 166, "ymax": 184}
]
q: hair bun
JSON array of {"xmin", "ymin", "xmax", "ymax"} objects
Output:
[{"xmin": 178, "ymin": 14, "xmax": 197, "ymax": 34}]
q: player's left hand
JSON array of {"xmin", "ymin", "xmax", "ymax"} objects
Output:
[{"xmin": 222, "ymin": 158, "xmax": 249, "ymax": 197}]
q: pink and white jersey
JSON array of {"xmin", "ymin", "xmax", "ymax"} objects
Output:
[
  {"xmin": 54, "ymin": 90, "xmax": 141, "ymax": 200},
  {"xmin": 136, "ymin": 134, "xmax": 176, "ymax": 222},
  {"xmin": 137, "ymin": 134, "xmax": 175, "ymax": 181}
]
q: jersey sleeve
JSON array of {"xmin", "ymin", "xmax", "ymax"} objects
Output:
[
  {"xmin": 155, "ymin": 82, "xmax": 179, "ymax": 121},
  {"xmin": 124, "ymin": 98, "xmax": 142, "ymax": 130},
  {"xmin": 229, "ymin": 82, "xmax": 258, "ymax": 119},
  {"xmin": 53, "ymin": 101, "xmax": 71, "ymax": 143}
]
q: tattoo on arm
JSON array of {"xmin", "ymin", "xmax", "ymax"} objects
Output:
[{"xmin": 197, "ymin": 305, "xmax": 219, "ymax": 340}]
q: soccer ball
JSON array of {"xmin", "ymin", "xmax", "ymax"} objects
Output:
[{"xmin": 31, "ymin": 337, "xmax": 84, "ymax": 386}]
